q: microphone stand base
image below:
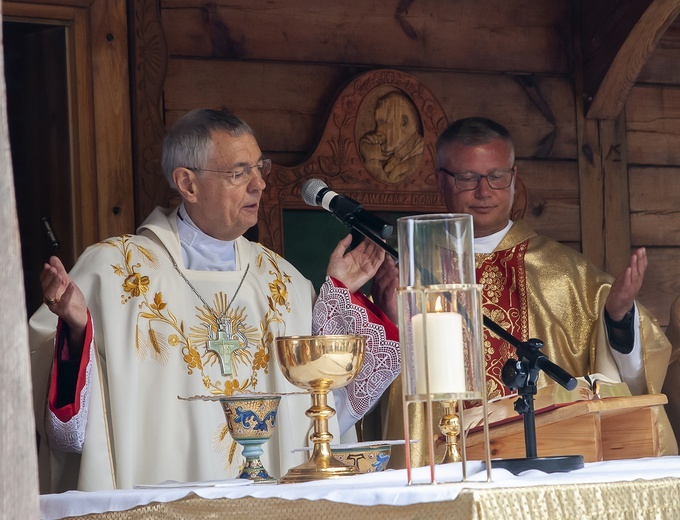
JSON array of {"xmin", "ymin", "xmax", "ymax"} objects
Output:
[{"xmin": 483, "ymin": 455, "xmax": 584, "ymax": 475}]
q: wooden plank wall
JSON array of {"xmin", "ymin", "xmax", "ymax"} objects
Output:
[
  {"xmin": 151, "ymin": 0, "xmax": 679, "ymax": 326},
  {"xmin": 629, "ymin": 17, "xmax": 680, "ymax": 327}
]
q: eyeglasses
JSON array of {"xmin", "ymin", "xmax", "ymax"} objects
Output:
[
  {"xmin": 438, "ymin": 166, "xmax": 515, "ymax": 191},
  {"xmin": 187, "ymin": 159, "xmax": 272, "ymax": 187}
]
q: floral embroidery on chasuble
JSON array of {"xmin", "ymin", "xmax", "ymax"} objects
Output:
[
  {"xmin": 103, "ymin": 234, "xmax": 294, "ymax": 471},
  {"xmin": 476, "ymin": 239, "xmax": 530, "ymax": 400}
]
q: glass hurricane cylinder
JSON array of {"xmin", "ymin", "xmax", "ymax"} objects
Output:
[{"xmin": 396, "ymin": 214, "xmax": 491, "ymax": 484}]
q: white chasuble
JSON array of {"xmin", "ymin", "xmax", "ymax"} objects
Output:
[{"xmin": 30, "ymin": 207, "xmax": 333, "ymax": 491}]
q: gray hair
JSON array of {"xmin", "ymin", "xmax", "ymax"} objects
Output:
[
  {"xmin": 161, "ymin": 109, "xmax": 254, "ymax": 189},
  {"xmin": 436, "ymin": 117, "xmax": 515, "ymax": 164}
]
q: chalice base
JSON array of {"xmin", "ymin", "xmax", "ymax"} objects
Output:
[
  {"xmin": 238, "ymin": 457, "xmax": 277, "ymax": 483},
  {"xmin": 279, "ymin": 447, "xmax": 359, "ymax": 483}
]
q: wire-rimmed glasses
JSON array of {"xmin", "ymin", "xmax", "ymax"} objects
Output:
[
  {"xmin": 438, "ymin": 166, "xmax": 515, "ymax": 191},
  {"xmin": 187, "ymin": 158, "xmax": 272, "ymax": 187}
]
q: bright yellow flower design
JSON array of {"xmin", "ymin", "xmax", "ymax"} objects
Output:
[
  {"xmin": 106, "ymin": 233, "xmax": 297, "ymax": 473},
  {"xmin": 123, "ymin": 272, "xmax": 150, "ymax": 297}
]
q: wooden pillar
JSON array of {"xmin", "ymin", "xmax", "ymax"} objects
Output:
[
  {"xmin": 576, "ymin": 117, "xmax": 606, "ymax": 269},
  {"xmin": 601, "ymin": 113, "xmax": 632, "ymax": 277},
  {"xmin": 128, "ymin": 0, "xmax": 170, "ymax": 227},
  {"xmin": 575, "ymin": 113, "xmax": 632, "ymax": 275},
  {"xmin": 574, "ymin": 0, "xmax": 605, "ymax": 268}
]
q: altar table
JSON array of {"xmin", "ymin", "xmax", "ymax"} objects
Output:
[{"xmin": 41, "ymin": 457, "xmax": 680, "ymax": 520}]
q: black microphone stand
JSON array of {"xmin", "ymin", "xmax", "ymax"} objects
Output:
[{"xmin": 482, "ymin": 317, "xmax": 584, "ymax": 474}]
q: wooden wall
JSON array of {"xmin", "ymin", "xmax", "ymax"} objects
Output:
[
  {"xmin": 150, "ymin": 0, "xmax": 579, "ymax": 238},
  {"xmin": 629, "ymin": 15, "xmax": 680, "ymax": 327},
  {"xmin": 127, "ymin": 0, "xmax": 680, "ymax": 327}
]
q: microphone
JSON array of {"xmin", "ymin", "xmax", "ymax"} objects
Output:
[{"xmin": 301, "ymin": 179, "xmax": 393, "ymax": 239}]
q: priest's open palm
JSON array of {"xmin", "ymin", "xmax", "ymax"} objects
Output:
[
  {"xmin": 40, "ymin": 256, "xmax": 88, "ymax": 348},
  {"xmin": 327, "ymin": 234, "xmax": 386, "ymax": 293},
  {"xmin": 605, "ymin": 248, "xmax": 647, "ymax": 321}
]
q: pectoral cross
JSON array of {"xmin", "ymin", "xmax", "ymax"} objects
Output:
[{"xmin": 208, "ymin": 317, "xmax": 240, "ymax": 376}]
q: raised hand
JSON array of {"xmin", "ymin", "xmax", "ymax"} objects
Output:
[
  {"xmin": 326, "ymin": 234, "xmax": 386, "ymax": 294},
  {"xmin": 40, "ymin": 256, "xmax": 88, "ymax": 349},
  {"xmin": 605, "ymin": 248, "xmax": 647, "ymax": 321}
]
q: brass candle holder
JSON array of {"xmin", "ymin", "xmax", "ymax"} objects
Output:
[
  {"xmin": 439, "ymin": 399, "xmax": 462, "ymax": 463},
  {"xmin": 396, "ymin": 214, "xmax": 492, "ymax": 484},
  {"xmin": 275, "ymin": 335, "xmax": 365, "ymax": 483}
]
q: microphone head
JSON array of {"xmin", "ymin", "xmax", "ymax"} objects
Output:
[{"xmin": 301, "ymin": 178, "xmax": 328, "ymax": 207}]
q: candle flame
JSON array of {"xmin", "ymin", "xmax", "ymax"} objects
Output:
[{"xmin": 434, "ymin": 295, "xmax": 443, "ymax": 312}]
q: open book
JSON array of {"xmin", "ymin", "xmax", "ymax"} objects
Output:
[{"xmin": 463, "ymin": 373, "xmax": 632, "ymax": 433}]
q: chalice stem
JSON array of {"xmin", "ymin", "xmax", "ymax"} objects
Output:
[
  {"xmin": 308, "ymin": 388, "xmax": 335, "ymax": 457},
  {"xmin": 241, "ymin": 440, "xmax": 264, "ymax": 460}
]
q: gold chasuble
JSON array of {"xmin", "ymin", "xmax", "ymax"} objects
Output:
[{"xmin": 385, "ymin": 220, "xmax": 676, "ymax": 467}]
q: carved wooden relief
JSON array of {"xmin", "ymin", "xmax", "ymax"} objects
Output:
[
  {"xmin": 258, "ymin": 68, "xmax": 527, "ymax": 255},
  {"xmin": 258, "ymin": 69, "xmax": 448, "ymax": 255},
  {"xmin": 358, "ymin": 89, "xmax": 426, "ymax": 184}
]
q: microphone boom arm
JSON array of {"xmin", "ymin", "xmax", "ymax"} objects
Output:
[
  {"xmin": 483, "ymin": 316, "xmax": 576, "ymax": 390},
  {"xmin": 347, "ymin": 215, "xmax": 399, "ymax": 261}
]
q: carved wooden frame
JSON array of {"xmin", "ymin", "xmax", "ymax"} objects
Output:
[{"xmin": 258, "ymin": 69, "xmax": 449, "ymax": 255}]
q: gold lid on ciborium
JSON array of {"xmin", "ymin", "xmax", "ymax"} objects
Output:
[{"xmin": 275, "ymin": 334, "xmax": 365, "ymax": 483}]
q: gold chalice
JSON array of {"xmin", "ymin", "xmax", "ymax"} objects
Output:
[{"xmin": 275, "ymin": 334, "xmax": 366, "ymax": 483}]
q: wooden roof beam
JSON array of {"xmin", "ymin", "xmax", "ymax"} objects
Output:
[{"xmin": 582, "ymin": 0, "xmax": 680, "ymax": 120}]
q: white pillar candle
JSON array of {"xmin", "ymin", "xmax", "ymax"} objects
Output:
[{"xmin": 412, "ymin": 311, "xmax": 466, "ymax": 394}]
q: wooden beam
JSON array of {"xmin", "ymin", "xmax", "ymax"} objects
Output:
[
  {"xmin": 90, "ymin": 0, "xmax": 135, "ymax": 238},
  {"xmin": 574, "ymin": 1, "xmax": 605, "ymax": 268},
  {"xmin": 576, "ymin": 118, "xmax": 605, "ymax": 268},
  {"xmin": 129, "ymin": 0, "xmax": 170, "ymax": 226},
  {"xmin": 601, "ymin": 114, "xmax": 632, "ymax": 277},
  {"xmin": 583, "ymin": 0, "xmax": 680, "ymax": 120},
  {"xmin": 160, "ymin": 0, "xmax": 572, "ymax": 74}
]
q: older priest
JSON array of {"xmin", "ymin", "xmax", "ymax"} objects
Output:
[
  {"xmin": 372, "ymin": 117, "xmax": 676, "ymax": 466},
  {"xmin": 30, "ymin": 109, "xmax": 400, "ymax": 492}
]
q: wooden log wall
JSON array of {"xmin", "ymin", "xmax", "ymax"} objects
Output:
[
  {"xmin": 154, "ymin": 0, "xmax": 577, "ymax": 236},
  {"xmin": 628, "ymin": 17, "xmax": 680, "ymax": 328},
  {"xmin": 128, "ymin": 0, "xmax": 680, "ymax": 327}
]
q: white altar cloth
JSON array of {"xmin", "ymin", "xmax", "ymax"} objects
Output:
[{"xmin": 40, "ymin": 457, "xmax": 680, "ymax": 520}]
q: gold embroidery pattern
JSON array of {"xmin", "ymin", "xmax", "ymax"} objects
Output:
[
  {"xmin": 476, "ymin": 241, "xmax": 529, "ymax": 400},
  {"xmin": 258, "ymin": 248, "xmax": 293, "ymax": 313},
  {"xmin": 478, "ymin": 263, "xmax": 504, "ymax": 305},
  {"xmin": 104, "ymin": 235, "xmax": 293, "ymax": 472}
]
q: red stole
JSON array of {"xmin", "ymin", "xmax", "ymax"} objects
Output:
[{"xmin": 476, "ymin": 239, "xmax": 530, "ymax": 399}]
